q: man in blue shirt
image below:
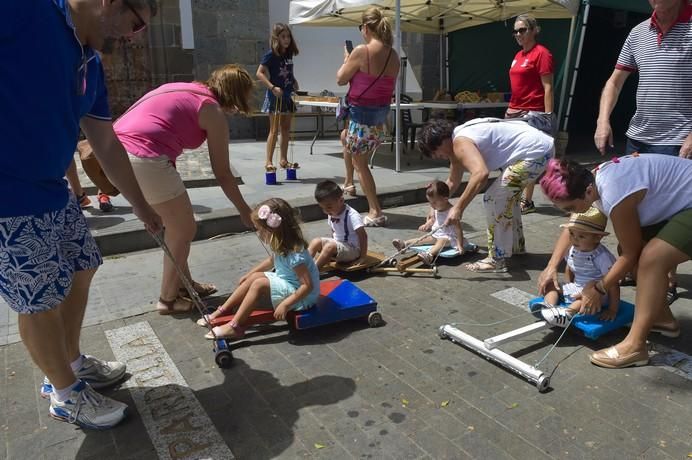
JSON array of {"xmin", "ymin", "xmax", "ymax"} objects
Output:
[{"xmin": 0, "ymin": 0, "xmax": 162, "ymax": 430}]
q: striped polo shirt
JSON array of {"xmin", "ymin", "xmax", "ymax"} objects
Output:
[{"xmin": 615, "ymin": 4, "xmax": 692, "ymax": 145}]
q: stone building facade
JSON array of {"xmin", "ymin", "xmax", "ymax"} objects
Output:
[
  {"xmin": 102, "ymin": 1, "xmax": 438, "ymax": 138},
  {"xmin": 103, "ymin": 0, "xmax": 269, "ymax": 138}
]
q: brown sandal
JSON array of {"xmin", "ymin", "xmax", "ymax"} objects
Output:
[
  {"xmin": 265, "ymin": 164, "xmax": 276, "ymax": 172},
  {"xmin": 156, "ymin": 297, "xmax": 193, "ymax": 315},
  {"xmin": 279, "ymin": 160, "xmax": 299, "ymax": 169},
  {"xmin": 179, "ymin": 281, "xmax": 217, "ymax": 299}
]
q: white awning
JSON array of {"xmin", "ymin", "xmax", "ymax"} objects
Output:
[{"xmin": 289, "ymin": 0, "xmax": 580, "ymax": 34}]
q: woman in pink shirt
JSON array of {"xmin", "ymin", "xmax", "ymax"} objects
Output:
[
  {"xmin": 337, "ymin": 7, "xmax": 400, "ymax": 226},
  {"xmin": 507, "ymin": 14, "xmax": 554, "ymax": 215},
  {"xmin": 115, "ymin": 64, "xmax": 254, "ymax": 314}
]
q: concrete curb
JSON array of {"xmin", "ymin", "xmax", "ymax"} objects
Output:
[
  {"xmin": 94, "ymin": 181, "xmax": 439, "ymax": 256},
  {"xmin": 93, "ymin": 158, "xmax": 603, "ymax": 256},
  {"xmin": 81, "ymin": 177, "xmax": 238, "ymax": 196}
]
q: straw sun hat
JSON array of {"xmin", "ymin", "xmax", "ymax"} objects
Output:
[{"xmin": 560, "ymin": 207, "xmax": 609, "ymax": 236}]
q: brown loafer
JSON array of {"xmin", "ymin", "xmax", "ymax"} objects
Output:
[
  {"xmin": 590, "ymin": 346, "xmax": 649, "ymax": 369},
  {"xmin": 650, "ymin": 320, "xmax": 681, "ymax": 338}
]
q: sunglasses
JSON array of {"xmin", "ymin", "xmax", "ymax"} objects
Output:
[
  {"xmin": 358, "ymin": 24, "xmax": 364, "ymax": 31},
  {"xmin": 512, "ymin": 27, "xmax": 529, "ymax": 35},
  {"xmin": 123, "ymin": 0, "xmax": 147, "ymax": 34}
]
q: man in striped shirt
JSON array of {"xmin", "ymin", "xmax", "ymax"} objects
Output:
[{"xmin": 594, "ymin": 0, "xmax": 692, "ymax": 159}]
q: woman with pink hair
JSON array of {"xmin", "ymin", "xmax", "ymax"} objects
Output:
[{"xmin": 538, "ymin": 154, "xmax": 692, "ymax": 368}]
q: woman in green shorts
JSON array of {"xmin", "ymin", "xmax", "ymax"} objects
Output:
[{"xmin": 537, "ymin": 154, "xmax": 692, "ymax": 369}]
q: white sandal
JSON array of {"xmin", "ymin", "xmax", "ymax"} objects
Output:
[{"xmin": 464, "ymin": 258, "xmax": 508, "ymax": 273}]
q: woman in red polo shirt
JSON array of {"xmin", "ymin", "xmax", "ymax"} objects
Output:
[{"xmin": 507, "ymin": 14, "xmax": 554, "ymax": 215}]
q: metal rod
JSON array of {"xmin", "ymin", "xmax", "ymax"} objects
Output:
[
  {"xmin": 151, "ymin": 231, "xmax": 216, "ymax": 338},
  {"xmin": 439, "ymin": 324, "xmax": 549, "ymax": 392},
  {"xmin": 395, "ymin": 0, "xmax": 402, "ymax": 173},
  {"xmin": 563, "ymin": 4, "xmax": 590, "ymax": 132},
  {"xmin": 557, "ymin": 15, "xmax": 577, "ymax": 130},
  {"xmin": 484, "ymin": 321, "xmax": 550, "ymax": 350},
  {"xmin": 370, "ymin": 267, "xmax": 435, "ymax": 274}
]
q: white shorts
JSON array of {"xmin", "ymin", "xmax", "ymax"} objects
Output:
[
  {"xmin": 128, "ymin": 153, "xmax": 187, "ymax": 205},
  {"xmin": 321, "ymin": 237, "xmax": 360, "ymax": 263}
]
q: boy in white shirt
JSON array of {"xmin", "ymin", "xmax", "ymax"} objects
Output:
[
  {"xmin": 539, "ymin": 207, "xmax": 620, "ymax": 327},
  {"xmin": 308, "ymin": 180, "xmax": 367, "ymax": 270}
]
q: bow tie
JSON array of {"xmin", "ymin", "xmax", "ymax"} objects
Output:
[{"xmin": 331, "ymin": 218, "xmax": 340, "ymax": 223}]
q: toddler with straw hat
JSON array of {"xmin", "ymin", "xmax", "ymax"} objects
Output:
[{"xmin": 539, "ymin": 207, "xmax": 621, "ymax": 327}]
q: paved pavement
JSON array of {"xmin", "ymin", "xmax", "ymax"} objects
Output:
[{"xmin": 1, "ymin": 190, "xmax": 691, "ymax": 459}]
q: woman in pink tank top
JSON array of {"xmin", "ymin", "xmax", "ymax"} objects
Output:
[
  {"xmin": 114, "ymin": 64, "xmax": 255, "ymax": 315},
  {"xmin": 336, "ymin": 7, "xmax": 399, "ymax": 226}
]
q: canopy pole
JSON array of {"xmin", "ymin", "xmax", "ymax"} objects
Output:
[
  {"xmin": 557, "ymin": 15, "xmax": 577, "ymax": 130},
  {"xmin": 562, "ymin": 3, "xmax": 590, "ymax": 132},
  {"xmin": 395, "ymin": 0, "xmax": 401, "ymax": 172}
]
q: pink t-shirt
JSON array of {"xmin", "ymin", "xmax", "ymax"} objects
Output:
[
  {"xmin": 349, "ymin": 72, "xmax": 396, "ymax": 106},
  {"xmin": 115, "ymin": 82, "xmax": 218, "ymax": 162}
]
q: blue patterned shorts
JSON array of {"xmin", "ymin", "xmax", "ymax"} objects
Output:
[{"xmin": 0, "ymin": 195, "xmax": 102, "ymax": 314}]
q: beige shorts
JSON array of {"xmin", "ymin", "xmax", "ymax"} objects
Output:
[
  {"xmin": 321, "ymin": 237, "xmax": 360, "ymax": 263},
  {"xmin": 128, "ymin": 153, "xmax": 187, "ymax": 205}
]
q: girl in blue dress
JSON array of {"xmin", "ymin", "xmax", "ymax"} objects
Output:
[{"xmin": 201, "ymin": 198, "xmax": 320, "ymax": 339}]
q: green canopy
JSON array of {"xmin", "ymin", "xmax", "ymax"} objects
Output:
[{"xmin": 587, "ymin": 0, "xmax": 652, "ymax": 15}]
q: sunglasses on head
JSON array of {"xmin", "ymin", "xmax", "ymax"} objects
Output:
[
  {"xmin": 512, "ymin": 27, "xmax": 529, "ymax": 35},
  {"xmin": 123, "ymin": 0, "xmax": 147, "ymax": 34}
]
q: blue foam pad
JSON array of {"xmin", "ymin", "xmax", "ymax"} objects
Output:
[
  {"xmin": 409, "ymin": 242, "xmax": 477, "ymax": 259},
  {"xmin": 528, "ymin": 297, "xmax": 635, "ymax": 340},
  {"xmin": 294, "ymin": 280, "xmax": 377, "ymax": 330}
]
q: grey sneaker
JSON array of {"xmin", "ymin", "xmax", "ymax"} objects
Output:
[
  {"xmin": 49, "ymin": 380, "xmax": 127, "ymax": 430},
  {"xmin": 40, "ymin": 355, "xmax": 126, "ymax": 398}
]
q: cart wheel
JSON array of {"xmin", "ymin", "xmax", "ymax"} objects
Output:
[
  {"xmin": 438, "ymin": 325, "xmax": 448, "ymax": 339},
  {"xmin": 432, "ymin": 266, "xmax": 439, "ymax": 278},
  {"xmin": 215, "ymin": 350, "xmax": 233, "ymax": 368},
  {"xmin": 367, "ymin": 312, "xmax": 384, "ymax": 328},
  {"xmin": 389, "ymin": 259, "xmax": 398, "ymax": 267},
  {"xmin": 537, "ymin": 375, "xmax": 550, "ymax": 393}
]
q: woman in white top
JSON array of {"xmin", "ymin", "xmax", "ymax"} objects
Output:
[
  {"xmin": 538, "ymin": 154, "xmax": 692, "ymax": 369},
  {"xmin": 418, "ymin": 117, "xmax": 554, "ymax": 273}
]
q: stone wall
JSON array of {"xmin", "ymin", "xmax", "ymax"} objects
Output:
[{"xmin": 101, "ymin": 0, "xmax": 270, "ymax": 138}]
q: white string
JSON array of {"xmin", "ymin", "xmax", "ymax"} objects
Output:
[
  {"xmin": 534, "ymin": 313, "xmax": 579, "ymax": 368},
  {"xmin": 447, "ymin": 311, "xmax": 534, "ymax": 327},
  {"xmin": 375, "ymin": 228, "xmax": 438, "ymax": 268}
]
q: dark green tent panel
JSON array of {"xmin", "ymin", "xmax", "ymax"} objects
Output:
[
  {"xmin": 588, "ymin": 0, "xmax": 652, "ymax": 14},
  {"xmin": 448, "ymin": 19, "xmax": 571, "ymax": 96}
]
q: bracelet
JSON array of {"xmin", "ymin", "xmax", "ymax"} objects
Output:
[{"xmin": 594, "ymin": 279, "xmax": 606, "ymax": 295}]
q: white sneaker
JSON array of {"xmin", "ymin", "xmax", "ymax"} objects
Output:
[
  {"xmin": 541, "ymin": 306, "xmax": 574, "ymax": 328},
  {"xmin": 40, "ymin": 355, "xmax": 126, "ymax": 398},
  {"xmin": 49, "ymin": 380, "xmax": 127, "ymax": 430}
]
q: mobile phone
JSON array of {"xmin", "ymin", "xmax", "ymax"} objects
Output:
[{"xmin": 345, "ymin": 40, "xmax": 354, "ymax": 54}]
